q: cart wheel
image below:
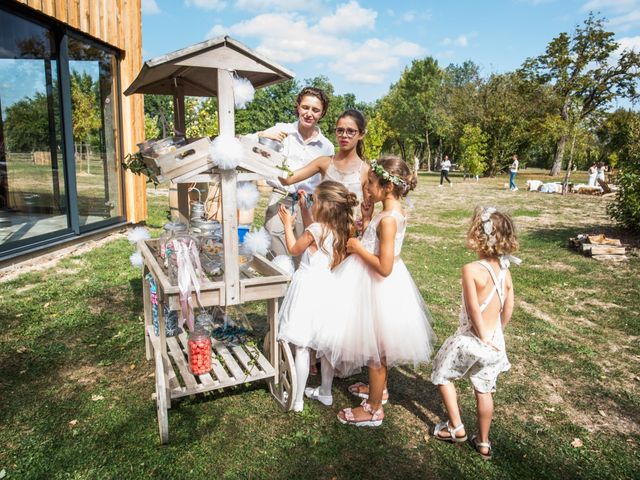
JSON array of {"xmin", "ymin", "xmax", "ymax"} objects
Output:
[
  {"xmin": 263, "ymin": 333, "xmax": 297, "ymax": 412},
  {"xmin": 154, "ymin": 351, "xmax": 169, "ymax": 444}
]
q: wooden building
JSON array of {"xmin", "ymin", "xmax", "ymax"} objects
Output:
[{"xmin": 0, "ymin": 0, "xmax": 146, "ymax": 261}]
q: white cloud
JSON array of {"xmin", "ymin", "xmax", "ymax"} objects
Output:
[
  {"xmin": 141, "ymin": 0, "xmax": 161, "ymax": 14},
  {"xmin": 581, "ymin": 0, "xmax": 638, "ymax": 12},
  {"xmin": 185, "ymin": 0, "xmax": 227, "ymax": 10},
  {"xmin": 207, "ymin": 2, "xmax": 423, "ymax": 85},
  {"xmin": 402, "ymin": 11, "xmax": 416, "ymax": 22},
  {"xmin": 330, "ymin": 38, "xmax": 423, "ymax": 84},
  {"xmin": 617, "ymin": 35, "xmax": 640, "ymax": 52},
  {"xmin": 316, "ymin": 1, "xmax": 377, "ymax": 34},
  {"xmin": 235, "ymin": 0, "xmax": 321, "ymax": 11},
  {"xmin": 581, "ymin": 0, "xmax": 640, "ymax": 32},
  {"xmin": 441, "ymin": 35, "xmax": 469, "ymax": 47}
]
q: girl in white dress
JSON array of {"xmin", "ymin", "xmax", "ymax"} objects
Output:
[
  {"xmin": 278, "ymin": 109, "xmax": 372, "ymax": 230},
  {"xmin": 587, "ymin": 163, "xmax": 598, "ymax": 187},
  {"xmin": 430, "ymin": 206, "xmax": 519, "ymax": 460},
  {"xmin": 313, "ymin": 156, "xmax": 436, "ymax": 427},
  {"xmin": 277, "ymin": 181, "xmax": 358, "ymax": 412}
]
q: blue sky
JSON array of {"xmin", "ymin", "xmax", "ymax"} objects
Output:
[{"xmin": 140, "ymin": 0, "xmax": 640, "ymax": 105}]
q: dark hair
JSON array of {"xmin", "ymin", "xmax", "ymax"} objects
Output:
[
  {"xmin": 313, "ymin": 181, "xmax": 359, "ymax": 269},
  {"xmin": 296, "ymin": 87, "xmax": 329, "ymax": 118},
  {"xmin": 375, "ymin": 155, "xmax": 417, "ymax": 198},
  {"xmin": 337, "ymin": 109, "xmax": 367, "ymax": 160}
]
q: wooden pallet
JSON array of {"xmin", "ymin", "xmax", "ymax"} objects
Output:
[{"xmin": 569, "ymin": 234, "xmax": 628, "ymax": 261}]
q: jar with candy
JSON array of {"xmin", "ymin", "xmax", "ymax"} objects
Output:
[
  {"xmin": 188, "ymin": 326, "xmax": 212, "ymax": 375},
  {"xmin": 197, "ymin": 220, "xmax": 223, "ymax": 258},
  {"xmin": 159, "ymin": 221, "xmax": 188, "ymax": 265},
  {"xmin": 166, "ymin": 230, "xmax": 198, "ymax": 285}
]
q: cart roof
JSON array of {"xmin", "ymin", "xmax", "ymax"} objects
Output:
[{"xmin": 124, "ymin": 36, "xmax": 294, "ymax": 96}]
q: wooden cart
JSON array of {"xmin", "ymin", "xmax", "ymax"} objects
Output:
[{"xmin": 126, "ymin": 37, "xmax": 298, "ymax": 443}]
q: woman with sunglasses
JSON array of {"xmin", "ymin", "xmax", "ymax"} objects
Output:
[
  {"xmin": 258, "ymin": 87, "xmax": 335, "ymax": 262},
  {"xmin": 279, "ymin": 109, "xmax": 372, "ymax": 232}
]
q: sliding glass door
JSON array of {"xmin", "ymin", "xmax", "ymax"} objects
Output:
[{"xmin": 0, "ymin": 5, "xmax": 125, "ymax": 257}]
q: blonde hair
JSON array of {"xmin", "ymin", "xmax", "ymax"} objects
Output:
[
  {"xmin": 313, "ymin": 181, "xmax": 358, "ymax": 269},
  {"xmin": 466, "ymin": 206, "xmax": 518, "ymax": 258}
]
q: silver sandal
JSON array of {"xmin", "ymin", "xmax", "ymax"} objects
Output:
[
  {"xmin": 470, "ymin": 435, "xmax": 492, "ymax": 460},
  {"xmin": 434, "ymin": 421, "xmax": 468, "ymax": 443}
]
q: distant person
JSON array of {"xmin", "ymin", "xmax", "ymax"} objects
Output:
[
  {"xmin": 439, "ymin": 155, "xmax": 452, "ymax": 187},
  {"xmin": 587, "ymin": 162, "xmax": 598, "ymax": 187},
  {"xmin": 509, "ymin": 155, "xmax": 519, "ymax": 191},
  {"xmin": 597, "ymin": 163, "xmax": 607, "ymax": 183}
]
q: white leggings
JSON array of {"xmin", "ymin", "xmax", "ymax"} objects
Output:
[{"xmin": 294, "ymin": 346, "xmax": 334, "ymax": 405}]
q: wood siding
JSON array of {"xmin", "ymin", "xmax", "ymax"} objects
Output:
[{"xmin": 14, "ymin": 0, "xmax": 147, "ymax": 223}]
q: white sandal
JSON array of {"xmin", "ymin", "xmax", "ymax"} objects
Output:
[
  {"xmin": 470, "ymin": 435, "xmax": 492, "ymax": 460},
  {"xmin": 434, "ymin": 421, "xmax": 468, "ymax": 443},
  {"xmin": 347, "ymin": 382, "xmax": 389, "ymax": 405},
  {"xmin": 304, "ymin": 386, "xmax": 333, "ymax": 406},
  {"xmin": 337, "ymin": 400, "xmax": 383, "ymax": 427}
]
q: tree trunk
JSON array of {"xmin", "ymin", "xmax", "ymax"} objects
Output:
[
  {"xmin": 425, "ymin": 130, "xmax": 431, "ymax": 172},
  {"xmin": 550, "ymin": 134, "xmax": 568, "ymax": 176},
  {"xmin": 397, "ymin": 139, "xmax": 406, "ymax": 162},
  {"xmin": 562, "ymin": 128, "xmax": 577, "ymax": 195}
]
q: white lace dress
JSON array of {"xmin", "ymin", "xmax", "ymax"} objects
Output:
[
  {"xmin": 313, "ymin": 210, "xmax": 435, "ymax": 376},
  {"xmin": 278, "ymin": 223, "xmax": 334, "ymax": 347},
  {"xmin": 322, "ymin": 157, "xmax": 364, "ymax": 218},
  {"xmin": 430, "ymin": 260, "xmax": 511, "ymax": 393}
]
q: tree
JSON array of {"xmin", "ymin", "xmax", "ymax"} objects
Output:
[
  {"xmin": 364, "ymin": 110, "xmax": 390, "ymax": 160},
  {"xmin": 459, "ymin": 124, "xmax": 488, "ymax": 177},
  {"xmin": 522, "ymin": 14, "xmax": 640, "ymax": 175},
  {"xmin": 3, "ymin": 92, "xmax": 50, "ymax": 151},
  {"xmin": 607, "ymin": 114, "xmax": 640, "ymax": 231}
]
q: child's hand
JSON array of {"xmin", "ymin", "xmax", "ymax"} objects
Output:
[
  {"xmin": 278, "ymin": 204, "xmax": 295, "ymax": 226},
  {"xmin": 479, "ymin": 337, "xmax": 501, "ymax": 351},
  {"xmin": 346, "ymin": 237, "xmax": 362, "ymax": 254},
  {"xmin": 361, "ymin": 198, "xmax": 374, "ymax": 220}
]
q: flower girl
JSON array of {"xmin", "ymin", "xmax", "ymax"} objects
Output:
[
  {"xmin": 314, "ymin": 156, "xmax": 435, "ymax": 426},
  {"xmin": 277, "ymin": 180, "xmax": 358, "ymax": 412},
  {"xmin": 430, "ymin": 206, "xmax": 519, "ymax": 459}
]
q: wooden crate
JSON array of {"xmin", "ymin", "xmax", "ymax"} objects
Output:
[{"xmin": 155, "ymin": 137, "xmax": 214, "ymax": 183}]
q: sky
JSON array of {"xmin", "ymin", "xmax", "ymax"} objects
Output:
[{"xmin": 140, "ymin": 0, "xmax": 640, "ymax": 105}]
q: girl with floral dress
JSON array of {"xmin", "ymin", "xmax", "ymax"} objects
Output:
[{"xmin": 430, "ymin": 206, "xmax": 520, "ymax": 459}]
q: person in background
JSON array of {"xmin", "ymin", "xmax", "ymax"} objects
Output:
[
  {"xmin": 587, "ymin": 162, "xmax": 598, "ymax": 187},
  {"xmin": 439, "ymin": 155, "xmax": 452, "ymax": 188},
  {"xmin": 257, "ymin": 87, "xmax": 335, "ymax": 262},
  {"xmin": 509, "ymin": 155, "xmax": 519, "ymax": 191}
]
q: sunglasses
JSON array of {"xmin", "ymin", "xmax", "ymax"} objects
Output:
[{"xmin": 335, "ymin": 127, "xmax": 359, "ymax": 138}]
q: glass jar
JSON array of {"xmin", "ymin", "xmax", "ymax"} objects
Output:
[
  {"xmin": 198, "ymin": 220, "xmax": 223, "ymax": 257},
  {"xmin": 159, "ymin": 221, "xmax": 188, "ymax": 264},
  {"xmin": 188, "ymin": 325, "xmax": 212, "ymax": 375},
  {"xmin": 166, "ymin": 231, "xmax": 198, "ymax": 285},
  {"xmin": 195, "ymin": 311, "xmax": 214, "ymax": 334}
]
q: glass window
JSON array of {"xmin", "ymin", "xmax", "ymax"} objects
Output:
[
  {"xmin": 0, "ymin": 8, "xmax": 69, "ymax": 250},
  {"xmin": 68, "ymin": 37, "xmax": 122, "ymax": 228}
]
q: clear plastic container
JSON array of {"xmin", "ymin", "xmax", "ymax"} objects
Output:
[
  {"xmin": 188, "ymin": 326, "xmax": 212, "ymax": 375},
  {"xmin": 159, "ymin": 221, "xmax": 188, "ymax": 264},
  {"xmin": 166, "ymin": 231, "xmax": 198, "ymax": 285}
]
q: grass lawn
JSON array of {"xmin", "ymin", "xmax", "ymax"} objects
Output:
[{"xmin": 0, "ymin": 169, "xmax": 638, "ymax": 479}]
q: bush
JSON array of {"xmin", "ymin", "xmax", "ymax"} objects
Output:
[{"xmin": 607, "ymin": 117, "xmax": 640, "ymax": 231}]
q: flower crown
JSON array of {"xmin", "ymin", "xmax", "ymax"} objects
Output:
[{"xmin": 370, "ymin": 159, "xmax": 407, "ymax": 188}]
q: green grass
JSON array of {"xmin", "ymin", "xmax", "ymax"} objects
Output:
[{"xmin": 0, "ymin": 173, "xmax": 639, "ymax": 479}]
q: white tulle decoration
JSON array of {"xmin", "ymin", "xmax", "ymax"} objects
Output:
[
  {"xmin": 127, "ymin": 226, "xmax": 150, "ymax": 244},
  {"xmin": 241, "ymin": 227, "xmax": 271, "ymax": 256},
  {"xmin": 232, "ymin": 75, "xmax": 255, "ymax": 109},
  {"xmin": 236, "ymin": 182, "xmax": 260, "ymax": 211},
  {"xmin": 272, "ymin": 255, "xmax": 295, "ymax": 276},
  {"xmin": 129, "ymin": 251, "xmax": 143, "ymax": 268},
  {"xmin": 209, "ymin": 135, "xmax": 243, "ymax": 170}
]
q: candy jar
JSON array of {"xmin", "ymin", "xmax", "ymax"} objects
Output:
[
  {"xmin": 166, "ymin": 230, "xmax": 198, "ymax": 285},
  {"xmin": 198, "ymin": 220, "xmax": 223, "ymax": 258},
  {"xmin": 188, "ymin": 326, "xmax": 212, "ymax": 375},
  {"xmin": 159, "ymin": 221, "xmax": 188, "ymax": 265}
]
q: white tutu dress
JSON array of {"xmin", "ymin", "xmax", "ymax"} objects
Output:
[
  {"xmin": 313, "ymin": 210, "xmax": 435, "ymax": 376},
  {"xmin": 278, "ymin": 223, "xmax": 334, "ymax": 347},
  {"xmin": 430, "ymin": 260, "xmax": 511, "ymax": 393}
]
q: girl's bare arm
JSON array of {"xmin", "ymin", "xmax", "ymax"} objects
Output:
[
  {"xmin": 278, "ymin": 156, "xmax": 329, "ymax": 186},
  {"xmin": 501, "ymin": 271, "xmax": 515, "ymax": 328}
]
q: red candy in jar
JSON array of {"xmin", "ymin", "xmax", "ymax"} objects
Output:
[{"xmin": 188, "ymin": 326, "xmax": 211, "ymax": 375}]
